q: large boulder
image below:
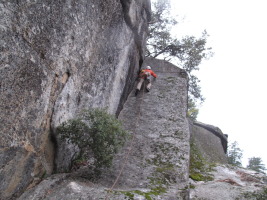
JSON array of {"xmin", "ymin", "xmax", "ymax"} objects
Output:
[
  {"xmin": 0, "ymin": 0, "xmax": 151, "ymax": 199},
  {"xmin": 189, "ymin": 121, "xmax": 228, "ymax": 164}
]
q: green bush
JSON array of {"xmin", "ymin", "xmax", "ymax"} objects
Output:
[{"xmin": 57, "ymin": 108, "xmax": 127, "ymax": 175}]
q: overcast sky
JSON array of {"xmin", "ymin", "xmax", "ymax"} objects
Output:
[{"xmin": 166, "ymin": 0, "xmax": 267, "ymax": 168}]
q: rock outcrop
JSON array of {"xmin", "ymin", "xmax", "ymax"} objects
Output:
[
  {"xmin": 190, "ymin": 164, "xmax": 267, "ymax": 200},
  {"xmin": 2, "ymin": 1, "xmax": 265, "ymax": 200},
  {"xmin": 0, "ymin": 0, "xmax": 150, "ymax": 199},
  {"xmin": 17, "ymin": 58, "xmax": 190, "ymax": 200},
  {"xmin": 15, "ymin": 54, "xmax": 267, "ymax": 199},
  {"xmin": 190, "ymin": 121, "xmax": 228, "ymax": 164},
  {"xmin": 101, "ymin": 58, "xmax": 190, "ymax": 199}
]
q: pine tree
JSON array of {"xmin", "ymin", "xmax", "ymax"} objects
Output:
[
  {"xmin": 227, "ymin": 141, "xmax": 243, "ymax": 166},
  {"xmin": 147, "ymin": 0, "xmax": 213, "ymax": 120},
  {"xmin": 247, "ymin": 157, "xmax": 266, "ymax": 174}
]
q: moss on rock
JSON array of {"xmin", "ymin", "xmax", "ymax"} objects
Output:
[{"xmin": 190, "ymin": 137, "xmax": 216, "ymax": 181}]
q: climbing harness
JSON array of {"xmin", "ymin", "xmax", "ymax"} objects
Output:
[{"xmin": 139, "ymin": 69, "xmax": 151, "ymax": 79}]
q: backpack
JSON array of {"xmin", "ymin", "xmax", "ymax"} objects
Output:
[{"xmin": 139, "ymin": 69, "xmax": 151, "ymax": 79}]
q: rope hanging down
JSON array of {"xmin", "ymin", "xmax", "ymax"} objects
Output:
[{"xmin": 104, "ymin": 83, "xmax": 146, "ymax": 200}]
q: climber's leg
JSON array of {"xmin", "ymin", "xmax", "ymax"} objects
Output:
[
  {"xmin": 146, "ymin": 79, "xmax": 151, "ymax": 92},
  {"xmin": 135, "ymin": 78, "xmax": 144, "ymax": 96},
  {"xmin": 136, "ymin": 78, "xmax": 144, "ymax": 90}
]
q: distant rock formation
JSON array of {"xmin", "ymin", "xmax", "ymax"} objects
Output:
[
  {"xmin": 190, "ymin": 121, "xmax": 228, "ymax": 164},
  {"xmin": 0, "ymin": 0, "xmax": 150, "ymax": 199}
]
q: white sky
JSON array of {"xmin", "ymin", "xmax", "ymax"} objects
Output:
[{"xmin": 166, "ymin": 0, "xmax": 267, "ymax": 168}]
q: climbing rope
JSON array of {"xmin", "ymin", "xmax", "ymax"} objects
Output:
[
  {"xmin": 104, "ymin": 70, "xmax": 183, "ymax": 199},
  {"xmin": 104, "ymin": 81, "xmax": 147, "ymax": 200}
]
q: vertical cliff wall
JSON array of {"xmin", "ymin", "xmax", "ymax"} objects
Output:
[
  {"xmin": 0, "ymin": 0, "xmax": 150, "ymax": 199},
  {"xmin": 16, "ymin": 57, "xmax": 266, "ymax": 200},
  {"xmin": 1, "ymin": 1, "xmax": 261, "ymax": 199},
  {"xmin": 17, "ymin": 57, "xmax": 190, "ymax": 200},
  {"xmin": 100, "ymin": 58, "xmax": 190, "ymax": 199}
]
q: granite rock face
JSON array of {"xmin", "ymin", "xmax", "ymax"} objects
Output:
[
  {"xmin": 0, "ymin": 0, "xmax": 150, "ymax": 199},
  {"xmin": 190, "ymin": 164, "xmax": 267, "ymax": 200},
  {"xmin": 17, "ymin": 58, "xmax": 190, "ymax": 200},
  {"xmin": 101, "ymin": 58, "xmax": 190, "ymax": 199},
  {"xmin": 0, "ymin": 0, "xmax": 242, "ymax": 199},
  {"xmin": 189, "ymin": 121, "xmax": 228, "ymax": 164}
]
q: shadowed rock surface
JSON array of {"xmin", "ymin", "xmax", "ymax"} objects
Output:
[
  {"xmin": 189, "ymin": 121, "xmax": 228, "ymax": 164},
  {"xmin": 0, "ymin": 0, "xmax": 150, "ymax": 199}
]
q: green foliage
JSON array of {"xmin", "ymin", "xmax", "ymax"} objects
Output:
[
  {"xmin": 147, "ymin": 0, "xmax": 214, "ymax": 118},
  {"xmin": 117, "ymin": 186, "xmax": 167, "ymax": 200},
  {"xmin": 57, "ymin": 119, "xmax": 90, "ymax": 151},
  {"xmin": 57, "ymin": 108, "xmax": 127, "ymax": 175},
  {"xmin": 147, "ymin": 0, "xmax": 177, "ymax": 59},
  {"xmin": 227, "ymin": 141, "xmax": 243, "ymax": 167},
  {"xmin": 247, "ymin": 157, "xmax": 266, "ymax": 174},
  {"xmin": 189, "ymin": 184, "xmax": 196, "ymax": 189},
  {"xmin": 189, "ymin": 138, "xmax": 215, "ymax": 181},
  {"xmin": 187, "ymin": 97, "xmax": 199, "ymax": 121}
]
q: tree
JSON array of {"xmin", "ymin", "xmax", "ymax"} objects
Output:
[
  {"xmin": 187, "ymin": 97, "xmax": 199, "ymax": 121},
  {"xmin": 247, "ymin": 157, "xmax": 266, "ymax": 174},
  {"xmin": 146, "ymin": 0, "xmax": 213, "ymax": 120},
  {"xmin": 227, "ymin": 141, "xmax": 243, "ymax": 166},
  {"xmin": 57, "ymin": 109, "xmax": 127, "ymax": 176},
  {"xmin": 146, "ymin": 0, "xmax": 178, "ymax": 59}
]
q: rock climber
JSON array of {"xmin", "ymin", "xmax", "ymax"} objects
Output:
[{"xmin": 135, "ymin": 65, "xmax": 157, "ymax": 96}]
